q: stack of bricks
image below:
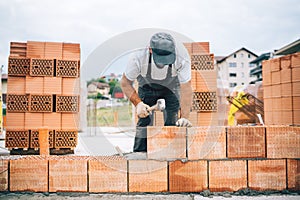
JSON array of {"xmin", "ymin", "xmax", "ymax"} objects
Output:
[
  {"xmin": 6, "ymin": 41, "xmax": 80, "ymax": 152},
  {"xmin": 184, "ymin": 42, "xmax": 218, "ymax": 126},
  {"xmin": 263, "ymin": 52, "xmax": 300, "ymax": 125},
  {"xmin": 1, "ymin": 125, "xmax": 299, "ymax": 193}
]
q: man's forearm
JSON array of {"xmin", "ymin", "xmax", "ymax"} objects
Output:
[
  {"xmin": 180, "ymin": 81, "xmax": 193, "ymax": 119},
  {"xmin": 120, "ymin": 74, "xmax": 141, "ymax": 106}
]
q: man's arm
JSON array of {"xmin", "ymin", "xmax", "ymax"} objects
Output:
[
  {"xmin": 120, "ymin": 74, "xmax": 141, "ymax": 106},
  {"xmin": 179, "ymin": 81, "xmax": 193, "ymax": 119}
]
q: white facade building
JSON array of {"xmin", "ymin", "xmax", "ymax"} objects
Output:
[{"xmin": 216, "ymin": 48, "xmax": 258, "ymax": 93}]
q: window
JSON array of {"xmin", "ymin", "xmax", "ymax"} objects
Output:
[
  {"xmin": 241, "ymin": 62, "xmax": 244, "ymax": 68},
  {"xmin": 241, "ymin": 53, "xmax": 244, "ymax": 58},
  {"xmin": 229, "ymin": 82, "xmax": 237, "ymax": 87},
  {"xmin": 229, "ymin": 73, "xmax": 237, "ymax": 77},
  {"xmin": 229, "ymin": 62, "xmax": 237, "ymax": 67},
  {"xmin": 248, "ymin": 54, "xmax": 251, "ymax": 58},
  {"xmin": 241, "ymin": 72, "xmax": 245, "ymax": 78},
  {"xmin": 241, "ymin": 82, "xmax": 244, "ymax": 85},
  {"xmin": 233, "ymin": 54, "xmax": 237, "ymax": 58}
]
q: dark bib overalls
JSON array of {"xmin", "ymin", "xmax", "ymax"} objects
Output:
[{"xmin": 133, "ymin": 53, "xmax": 180, "ymax": 152}]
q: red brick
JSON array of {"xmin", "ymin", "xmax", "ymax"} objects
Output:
[
  {"xmin": 183, "ymin": 43, "xmax": 192, "ymax": 55},
  {"xmin": 45, "ymin": 42, "xmax": 63, "ymax": 59},
  {"xmin": 62, "ymin": 78, "xmax": 80, "ymax": 95},
  {"xmin": 264, "ymin": 111, "xmax": 273, "ymax": 125},
  {"xmin": 293, "ymin": 96, "xmax": 300, "ymax": 110},
  {"xmin": 227, "ymin": 126, "xmax": 266, "ymax": 158},
  {"xmin": 6, "ymin": 112, "xmax": 25, "ymax": 129},
  {"xmin": 271, "ymin": 84, "xmax": 281, "ymax": 98},
  {"xmin": 26, "ymin": 76, "xmax": 44, "ymax": 94},
  {"xmin": 197, "ymin": 112, "xmax": 219, "ymax": 126},
  {"xmin": 281, "ymin": 110, "xmax": 293, "ymax": 125},
  {"xmin": 271, "ymin": 71, "xmax": 281, "ymax": 85},
  {"xmin": 27, "ymin": 41, "xmax": 45, "ymax": 58},
  {"xmin": 281, "ymin": 69, "xmax": 292, "ymax": 83},
  {"xmin": 44, "ymin": 77, "xmax": 62, "ymax": 94},
  {"xmin": 10, "ymin": 156, "xmax": 48, "ymax": 192},
  {"xmin": 287, "ymin": 159, "xmax": 300, "ymax": 191},
  {"xmin": 0, "ymin": 159, "xmax": 8, "ymax": 191},
  {"xmin": 294, "ymin": 110, "xmax": 300, "ymax": 125},
  {"xmin": 49, "ymin": 157, "xmax": 88, "ymax": 192},
  {"xmin": 61, "ymin": 113, "xmax": 79, "ymax": 130},
  {"xmin": 281, "ymin": 82, "xmax": 292, "ymax": 97},
  {"xmin": 270, "ymin": 58, "xmax": 281, "ymax": 72},
  {"xmin": 25, "ymin": 113, "xmax": 43, "ymax": 129},
  {"xmin": 187, "ymin": 126, "xmax": 226, "ymax": 160},
  {"xmin": 266, "ymin": 126, "xmax": 300, "ymax": 158},
  {"xmin": 7, "ymin": 76, "xmax": 26, "ymax": 94},
  {"xmin": 248, "ymin": 159, "xmax": 286, "ymax": 191},
  {"xmin": 272, "ymin": 111, "xmax": 282, "ymax": 125},
  {"xmin": 62, "ymin": 43, "xmax": 80, "ymax": 60},
  {"xmin": 280, "ymin": 55, "xmax": 291, "ymax": 70},
  {"xmin": 209, "ymin": 160, "xmax": 247, "ymax": 192},
  {"xmin": 263, "ymin": 98, "xmax": 273, "ymax": 112},
  {"xmin": 43, "ymin": 113, "xmax": 61, "ymax": 130},
  {"xmin": 291, "ymin": 52, "xmax": 300, "ymax": 68},
  {"xmin": 292, "ymin": 81, "xmax": 300, "ymax": 96},
  {"xmin": 281, "ymin": 97, "xmax": 293, "ymax": 110},
  {"xmin": 292, "ymin": 68, "xmax": 300, "ymax": 82},
  {"xmin": 192, "ymin": 42, "xmax": 210, "ymax": 54},
  {"xmin": 262, "ymin": 60, "xmax": 271, "ymax": 74},
  {"xmin": 128, "ymin": 160, "xmax": 167, "ymax": 192},
  {"xmin": 89, "ymin": 156, "xmax": 127, "ymax": 193},
  {"xmin": 263, "ymin": 85, "xmax": 271, "ymax": 99},
  {"xmin": 147, "ymin": 126, "xmax": 186, "ymax": 160},
  {"xmin": 169, "ymin": 160, "xmax": 207, "ymax": 192}
]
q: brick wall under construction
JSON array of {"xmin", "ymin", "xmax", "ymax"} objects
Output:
[
  {"xmin": 263, "ymin": 52, "xmax": 300, "ymax": 125},
  {"xmin": 6, "ymin": 41, "xmax": 81, "ymax": 152},
  {"xmin": 0, "ymin": 125, "xmax": 299, "ymax": 193}
]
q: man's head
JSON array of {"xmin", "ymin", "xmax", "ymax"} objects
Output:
[{"xmin": 150, "ymin": 32, "xmax": 176, "ymax": 67}]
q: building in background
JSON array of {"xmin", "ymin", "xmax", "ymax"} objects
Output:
[
  {"xmin": 249, "ymin": 52, "xmax": 272, "ymax": 84},
  {"xmin": 216, "ymin": 47, "xmax": 258, "ymax": 92},
  {"xmin": 1, "ymin": 73, "xmax": 7, "ymax": 104}
]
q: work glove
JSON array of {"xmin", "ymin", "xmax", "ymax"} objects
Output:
[
  {"xmin": 176, "ymin": 118, "xmax": 192, "ymax": 127},
  {"xmin": 136, "ymin": 102, "xmax": 151, "ymax": 118}
]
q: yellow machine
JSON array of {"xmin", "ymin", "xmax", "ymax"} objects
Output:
[{"xmin": 227, "ymin": 91, "xmax": 249, "ymax": 126}]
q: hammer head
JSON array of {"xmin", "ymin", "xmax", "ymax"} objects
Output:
[{"xmin": 157, "ymin": 99, "xmax": 165, "ymax": 111}]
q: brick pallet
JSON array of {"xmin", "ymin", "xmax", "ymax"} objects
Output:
[
  {"xmin": 1, "ymin": 125, "xmax": 299, "ymax": 193},
  {"xmin": 6, "ymin": 41, "xmax": 81, "ymax": 153}
]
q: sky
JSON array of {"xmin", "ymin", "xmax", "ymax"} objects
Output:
[{"xmin": 0, "ymin": 0, "xmax": 299, "ymax": 80}]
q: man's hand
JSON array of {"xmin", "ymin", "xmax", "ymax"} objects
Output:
[
  {"xmin": 176, "ymin": 118, "xmax": 192, "ymax": 127},
  {"xmin": 136, "ymin": 102, "xmax": 151, "ymax": 118}
]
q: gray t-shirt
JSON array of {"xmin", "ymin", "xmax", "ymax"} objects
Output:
[{"xmin": 124, "ymin": 48, "xmax": 191, "ymax": 84}]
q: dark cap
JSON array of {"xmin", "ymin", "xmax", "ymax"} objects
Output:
[{"xmin": 150, "ymin": 32, "xmax": 176, "ymax": 65}]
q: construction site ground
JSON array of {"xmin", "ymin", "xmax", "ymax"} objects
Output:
[{"xmin": 0, "ymin": 127, "xmax": 299, "ymax": 199}]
